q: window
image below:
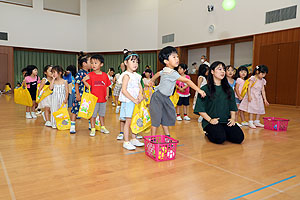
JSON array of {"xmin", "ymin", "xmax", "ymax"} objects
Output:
[
  {"xmin": 43, "ymin": 0, "xmax": 80, "ymax": 15},
  {"xmin": 0, "ymin": 0, "xmax": 32, "ymax": 7}
]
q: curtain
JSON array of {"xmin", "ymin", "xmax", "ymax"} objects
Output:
[{"xmin": 14, "ymin": 50, "xmax": 77, "ymax": 85}]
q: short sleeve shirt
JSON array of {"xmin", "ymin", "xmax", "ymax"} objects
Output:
[
  {"xmin": 155, "ymin": 67, "xmax": 181, "ymax": 96},
  {"xmin": 86, "ymin": 71, "xmax": 111, "ymax": 103},
  {"xmin": 75, "ymin": 69, "xmax": 89, "ymax": 95},
  {"xmin": 176, "ymin": 75, "xmax": 190, "ymax": 97},
  {"xmin": 25, "ymin": 76, "xmax": 41, "ymax": 88}
]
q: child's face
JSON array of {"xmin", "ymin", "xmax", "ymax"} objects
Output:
[
  {"xmin": 239, "ymin": 70, "xmax": 247, "ymax": 79},
  {"xmin": 165, "ymin": 52, "xmax": 179, "ymax": 68},
  {"xmin": 178, "ymin": 66, "xmax": 186, "ymax": 75},
  {"xmin": 226, "ymin": 67, "xmax": 234, "ymax": 78},
  {"xmin": 125, "ymin": 57, "xmax": 139, "ymax": 72},
  {"xmin": 145, "ymin": 72, "xmax": 150, "ymax": 78},
  {"xmin": 52, "ymin": 70, "xmax": 60, "ymax": 79},
  {"xmin": 91, "ymin": 59, "xmax": 103, "ymax": 72},
  {"xmin": 258, "ymin": 72, "xmax": 266, "ymax": 79},
  {"xmin": 212, "ymin": 64, "xmax": 225, "ymax": 80},
  {"xmin": 45, "ymin": 67, "xmax": 52, "ymax": 78},
  {"xmin": 32, "ymin": 69, "xmax": 38, "ymax": 76},
  {"xmin": 109, "ymin": 71, "xmax": 114, "ymax": 76}
]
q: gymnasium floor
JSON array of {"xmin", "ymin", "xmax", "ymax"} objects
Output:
[{"xmin": 0, "ymin": 94, "xmax": 299, "ymax": 200}]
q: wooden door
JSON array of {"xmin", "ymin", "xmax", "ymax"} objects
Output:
[
  {"xmin": 0, "ymin": 53, "xmax": 8, "ymax": 90},
  {"xmin": 276, "ymin": 42, "xmax": 299, "ymax": 105}
]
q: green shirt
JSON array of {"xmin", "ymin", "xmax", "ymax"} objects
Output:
[{"xmin": 194, "ymin": 85, "xmax": 237, "ymax": 129}]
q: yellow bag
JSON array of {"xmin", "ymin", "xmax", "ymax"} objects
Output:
[
  {"xmin": 36, "ymin": 85, "xmax": 52, "ymax": 103},
  {"xmin": 144, "ymin": 87, "xmax": 154, "ymax": 105},
  {"xmin": 78, "ymin": 87, "xmax": 98, "ymax": 119},
  {"xmin": 14, "ymin": 87, "xmax": 33, "ymax": 107},
  {"xmin": 52, "ymin": 104, "xmax": 71, "ymax": 130},
  {"xmin": 241, "ymin": 78, "xmax": 257, "ymax": 98},
  {"xmin": 170, "ymin": 89, "xmax": 179, "ymax": 107},
  {"xmin": 131, "ymin": 100, "xmax": 151, "ymax": 134}
]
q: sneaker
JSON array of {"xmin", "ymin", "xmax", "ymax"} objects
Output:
[
  {"xmin": 90, "ymin": 130, "xmax": 96, "ymax": 137},
  {"xmin": 136, "ymin": 134, "xmax": 143, "ymax": 139},
  {"xmin": 36, "ymin": 109, "xmax": 42, "ymax": 115},
  {"xmin": 198, "ymin": 116, "xmax": 203, "ymax": 123},
  {"xmin": 248, "ymin": 121, "xmax": 256, "ymax": 129},
  {"xmin": 26, "ymin": 112, "xmax": 32, "ymax": 119},
  {"xmin": 41, "ymin": 111, "xmax": 46, "ymax": 122},
  {"xmin": 52, "ymin": 125, "xmax": 57, "ymax": 129},
  {"xmin": 70, "ymin": 125, "xmax": 76, "ymax": 134},
  {"xmin": 112, "ymin": 102, "xmax": 116, "ymax": 107},
  {"xmin": 31, "ymin": 112, "xmax": 37, "ymax": 119},
  {"xmin": 100, "ymin": 126, "xmax": 110, "ymax": 134},
  {"xmin": 130, "ymin": 139, "xmax": 144, "ymax": 147},
  {"xmin": 117, "ymin": 133, "xmax": 124, "ymax": 140},
  {"xmin": 116, "ymin": 106, "xmax": 121, "ymax": 114},
  {"xmin": 254, "ymin": 120, "xmax": 264, "ymax": 128},
  {"xmin": 236, "ymin": 122, "xmax": 242, "ymax": 127},
  {"xmin": 241, "ymin": 121, "xmax": 249, "ymax": 126},
  {"xmin": 45, "ymin": 121, "xmax": 52, "ymax": 127},
  {"xmin": 123, "ymin": 141, "xmax": 136, "ymax": 150},
  {"xmin": 183, "ymin": 115, "xmax": 191, "ymax": 121},
  {"xmin": 176, "ymin": 116, "xmax": 182, "ymax": 121}
]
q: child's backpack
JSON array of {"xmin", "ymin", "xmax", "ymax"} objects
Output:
[{"xmin": 241, "ymin": 78, "xmax": 257, "ymax": 98}]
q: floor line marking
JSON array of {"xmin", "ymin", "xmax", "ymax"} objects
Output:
[
  {"xmin": 259, "ymin": 181, "xmax": 300, "ymax": 200},
  {"xmin": 0, "ymin": 152, "xmax": 16, "ymax": 200}
]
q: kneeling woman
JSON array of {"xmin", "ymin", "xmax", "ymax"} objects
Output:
[{"xmin": 194, "ymin": 61, "xmax": 244, "ymax": 144}]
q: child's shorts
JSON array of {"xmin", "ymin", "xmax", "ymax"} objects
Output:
[
  {"xmin": 113, "ymin": 83, "xmax": 122, "ymax": 96},
  {"xmin": 119, "ymin": 101, "xmax": 135, "ymax": 121},
  {"xmin": 92, "ymin": 102, "xmax": 107, "ymax": 118},
  {"xmin": 177, "ymin": 96, "xmax": 190, "ymax": 106},
  {"xmin": 149, "ymin": 90, "xmax": 176, "ymax": 127},
  {"xmin": 235, "ymin": 97, "xmax": 241, "ymax": 104}
]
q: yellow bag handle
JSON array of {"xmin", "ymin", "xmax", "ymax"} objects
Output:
[{"xmin": 83, "ymin": 85, "xmax": 91, "ymax": 94}]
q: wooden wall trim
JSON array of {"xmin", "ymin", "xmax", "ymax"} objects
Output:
[
  {"xmin": 0, "ymin": 1, "xmax": 32, "ymax": 8},
  {"xmin": 230, "ymin": 44, "xmax": 235, "ymax": 66},
  {"xmin": 43, "ymin": 8, "xmax": 80, "ymax": 16},
  {"xmin": 13, "ymin": 47, "xmax": 79, "ymax": 55}
]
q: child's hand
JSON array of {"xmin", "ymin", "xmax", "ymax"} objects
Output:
[
  {"xmin": 137, "ymin": 94, "xmax": 143, "ymax": 102},
  {"xmin": 227, "ymin": 118, "xmax": 235, "ymax": 127},
  {"xmin": 238, "ymin": 96, "xmax": 243, "ymax": 101},
  {"xmin": 133, "ymin": 99, "xmax": 139, "ymax": 104},
  {"xmin": 209, "ymin": 118, "xmax": 219, "ymax": 125},
  {"xmin": 83, "ymin": 75, "xmax": 90, "ymax": 82},
  {"xmin": 264, "ymin": 100, "xmax": 269, "ymax": 106},
  {"xmin": 199, "ymin": 89, "xmax": 206, "ymax": 98},
  {"xmin": 76, "ymin": 94, "xmax": 81, "ymax": 101},
  {"xmin": 248, "ymin": 96, "xmax": 252, "ymax": 102},
  {"xmin": 63, "ymin": 99, "xmax": 68, "ymax": 105},
  {"xmin": 105, "ymin": 96, "xmax": 108, "ymax": 101},
  {"xmin": 149, "ymin": 80, "xmax": 154, "ymax": 87}
]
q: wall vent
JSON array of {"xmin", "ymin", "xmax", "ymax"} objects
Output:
[
  {"xmin": 0, "ymin": 32, "xmax": 8, "ymax": 41},
  {"xmin": 162, "ymin": 33, "xmax": 175, "ymax": 44},
  {"xmin": 266, "ymin": 5, "xmax": 297, "ymax": 24}
]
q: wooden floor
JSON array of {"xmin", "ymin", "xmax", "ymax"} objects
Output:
[{"xmin": 0, "ymin": 94, "xmax": 300, "ymax": 200}]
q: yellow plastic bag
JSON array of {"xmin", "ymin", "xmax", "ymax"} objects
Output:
[
  {"xmin": 36, "ymin": 85, "xmax": 52, "ymax": 103},
  {"xmin": 131, "ymin": 100, "xmax": 151, "ymax": 134},
  {"xmin": 78, "ymin": 87, "xmax": 98, "ymax": 119},
  {"xmin": 170, "ymin": 89, "xmax": 179, "ymax": 107},
  {"xmin": 241, "ymin": 78, "xmax": 257, "ymax": 98},
  {"xmin": 14, "ymin": 87, "xmax": 33, "ymax": 107},
  {"xmin": 52, "ymin": 103, "xmax": 71, "ymax": 130}
]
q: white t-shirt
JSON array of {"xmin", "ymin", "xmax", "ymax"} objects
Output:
[{"xmin": 119, "ymin": 71, "xmax": 141, "ymax": 102}]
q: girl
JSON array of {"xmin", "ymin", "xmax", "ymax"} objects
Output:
[
  {"xmin": 194, "ymin": 61, "xmax": 244, "ymax": 144},
  {"xmin": 118, "ymin": 50, "xmax": 144, "ymax": 150},
  {"xmin": 234, "ymin": 66, "xmax": 249, "ymax": 126},
  {"xmin": 226, "ymin": 65, "xmax": 236, "ymax": 89},
  {"xmin": 50, "ymin": 66, "xmax": 69, "ymax": 129},
  {"xmin": 176, "ymin": 64, "xmax": 191, "ymax": 121},
  {"xmin": 107, "ymin": 68, "xmax": 115, "ymax": 106},
  {"xmin": 113, "ymin": 63, "xmax": 126, "ymax": 114},
  {"xmin": 239, "ymin": 65, "xmax": 269, "ymax": 129},
  {"xmin": 38, "ymin": 65, "xmax": 53, "ymax": 127},
  {"xmin": 23, "ymin": 65, "xmax": 40, "ymax": 119},
  {"xmin": 142, "ymin": 68, "xmax": 153, "ymax": 100},
  {"xmin": 193, "ymin": 64, "xmax": 209, "ymax": 122}
]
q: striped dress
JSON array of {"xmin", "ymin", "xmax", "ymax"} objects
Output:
[{"xmin": 51, "ymin": 84, "xmax": 66, "ymax": 128}]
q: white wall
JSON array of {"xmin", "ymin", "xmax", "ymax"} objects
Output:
[
  {"xmin": 234, "ymin": 41, "xmax": 253, "ymax": 67},
  {"xmin": 158, "ymin": 0, "xmax": 300, "ymax": 49},
  {"xmin": 0, "ymin": 0, "xmax": 87, "ymax": 51},
  {"xmin": 210, "ymin": 44, "xmax": 231, "ymax": 66},
  {"xmin": 87, "ymin": 0, "xmax": 158, "ymax": 52}
]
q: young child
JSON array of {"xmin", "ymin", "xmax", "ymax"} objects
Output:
[
  {"xmin": 38, "ymin": 65, "xmax": 53, "ymax": 127},
  {"xmin": 113, "ymin": 63, "xmax": 126, "ymax": 114},
  {"xmin": 82, "ymin": 54, "xmax": 111, "ymax": 136},
  {"xmin": 149, "ymin": 46, "xmax": 206, "ymax": 136},
  {"xmin": 239, "ymin": 65, "xmax": 269, "ymax": 129},
  {"xmin": 50, "ymin": 66, "xmax": 69, "ymax": 129},
  {"xmin": 118, "ymin": 50, "xmax": 144, "ymax": 150},
  {"xmin": 107, "ymin": 68, "xmax": 115, "ymax": 106},
  {"xmin": 63, "ymin": 65, "xmax": 77, "ymax": 108},
  {"xmin": 23, "ymin": 65, "xmax": 40, "ymax": 119},
  {"xmin": 142, "ymin": 68, "xmax": 153, "ymax": 100},
  {"xmin": 70, "ymin": 55, "xmax": 91, "ymax": 134},
  {"xmin": 234, "ymin": 66, "xmax": 249, "ymax": 127},
  {"xmin": 226, "ymin": 65, "xmax": 236, "ymax": 89},
  {"xmin": 193, "ymin": 64, "xmax": 209, "ymax": 122},
  {"xmin": 176, "ymin": 64, "xmax": 191, "ymax": 121}
]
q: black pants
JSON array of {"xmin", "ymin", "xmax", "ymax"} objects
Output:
[{"xmin": 204, "ymin": 123, "xmax": 244, "ymax": 144}]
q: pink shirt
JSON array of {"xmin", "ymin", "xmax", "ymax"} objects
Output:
[
  {"xmin": 176, "ymin": 75, "xmax": 190, "ymax": 97},
  {"xmin": 25, "ymin": 76, "xmax": 41, "ymax": 88},
  {"xmin": 235, "ymin": 78, "xmax": 245, "ymax": 98}
]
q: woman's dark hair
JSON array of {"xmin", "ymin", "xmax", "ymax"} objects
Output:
[
  {"xmin": 198, "ymin": 64, "xmax": 209, "ymax": 78},
  {"xmin": 43, "ymin": 65, "xmax": 52, "ymax": 77},
  {"xmin": 144, "ymin": 68, "xmax": 152, "ymax": 78},
  {"xmin": 66, "ymin": 65, "xmax": 77, "ymax": 77},
  {"xmin": 26, "ymin": 65, "xmax": 38, "ymax": 76},
  {"xmin": 51, "ymin": 65, "xmax": 64, "ymax": 78},
  {"xmin": 236, "ymin": 66, "xmax": 249, "ymax": 80},
  {"xmin": 158, "ymin": 46, "xmax": 177, "ymax": 65},
  {"xmin": 207, "ymin": 61, "xmax": 232, "ymax": 100},
  {"xmin": 178, "ymin": 63, "xmax": 188, "ymax": 74},
  {"xmin": 253, "ymin": 65, "xmax": 268, "ymax": 75},
  {"xmin": 78, "ymin": 53, "xmax": 90, "ymax": 68},
  {"xmin": 123, "ymin": 49, "xmax": 140, "ymax": 64}
]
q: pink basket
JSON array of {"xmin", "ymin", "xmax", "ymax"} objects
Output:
[
  {"xmin": 144, "ymin": 135, "xmax": 179, "ymax": 162},
  {"xmin": 263, "ymin": 117, "xmax": 289, "ymax": 131}
]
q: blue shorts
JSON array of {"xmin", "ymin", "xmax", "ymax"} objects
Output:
[
  {"xmin": 119, "ymin": 101, "xmax": 135, "ymax": 121},
  {"xmin": 235, "ymin": 97, "xmax": 242, "ymax": 104}
]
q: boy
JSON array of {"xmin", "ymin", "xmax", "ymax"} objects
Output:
[
  {"xmin": 82, "ymin": 54, "xmax": 111, "ymax": 137},
  {"xmin": 149, "ymin": 46, "xmax": 206, "ymax": 136},
  {"xmin": 70, "ymin": 55, "xmax": 91, "ymax": 134}
]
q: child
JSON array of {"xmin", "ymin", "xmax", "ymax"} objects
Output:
[
  {"xmin": 118, "ymin": 50, "xmax": 144, "ymax": 150},
  {"xmin": 193, "ymin": 64, "xmax": 209, "ymax": 122},
  {"xmin": 70, "ymin": 55, "xmax": 91, "ymax": 134},
  {"xmin": 142, "ymin": 68, "xmax": 153, "ymax": 100},
  {"xmin": 50, "ymin": 66, "xmax": 69, "ymax": 129},
  {"xmin": 239, "ymin": 65, "xmax": 269, "ymax": 129},
  {"xmin": 149, "ymin": 46, "xmax": 206, "ymax": 136},
  {"xmin": 107, "ymin": 68, "xmax": 115, "ymax": 106},
  {"xmin": 23, "ymin": 65, "xmax": 40, "ymax": 119},
  {"xmin": 113, "ymin": 63, "xmax": 126, "ymax": 114},
  {"xmin": 234, "ymin": 66, "xmax": 249, "ymax": 126},
  {"xmin": 63, "ymin": 65, "xmax": 77, "ymax": 108},
  {"xmin": 82, "ymin": 54, "xmax": 111, "ymax": 136},
  {"xmin": 176, "ymin": 64, "xmax": 191, "ymax": 121},
  {"xmin": 226, "ymin": 65, "xmax": 236, "ymax": 89},
  {"xmin": 38, "ymin": 65, "xmax": 53, "ymax": 127}
]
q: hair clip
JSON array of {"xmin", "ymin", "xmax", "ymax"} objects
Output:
[
  {"xmin": 256, "ymin": 66, "xmax": 259, "ymax": 69},
  {"xmin": 123, "ymin": 49, "xmax": 128, "ymax": 54}
]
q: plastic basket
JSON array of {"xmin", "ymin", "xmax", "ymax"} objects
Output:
[
  {"xmin": 144, "ymin": 135, "xmax": 179, "ymax": 162},
  {"xmin": 263, "ymin": 117, "xmax": 289, "ymax": 131}
]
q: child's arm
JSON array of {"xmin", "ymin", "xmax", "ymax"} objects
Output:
[
  {"xmin": 149, "ymin": 72, "xmax": 160, "ymax": 87},
  {"xmin": 262, "ymin": 85, "xmax": 269, "ymax": 106},
  {"xmin": 75, "ymin": 83, "xmax": 80, "ymax": 101},
  {"xmin": 137, "ymin": 83, "xmax": 144, "ymax": 102},
  {"xmin": 106, "ymin": 87, "xmax": 109, "ymax": 101},
  {"xmin": 49, "ymin": 76, "xmax": 55, "ymax": 90},
  {"xmin": 82, "ymin": 75, "xmax": 91, "ymax": 89},
  {"xmin": 121, "ymin": 74, "xmax": 139, "ymax": 104},
  {"xmin": 247, "ymin": 80, "xmax": 253, "ymax": 102},
  {"xmin": 64, "ymin": 80, "xmax": 69, "ymax": 104},
  {"xmin": 38, "ymin": 79, "xmax": 46, "ymax": 95},
  {"xmin": 235, "ymin": 83, "xmax": 243, "ymax": 100},
  {"xmin": 177, "ymin": 76, "xmax": 206, "ymax": 97},
  {"xmin": 22, "ymin": 79, "xmax": 26, "ymax": 88},
  {"xmin": 197, "ymin": 76, "xmax": 203, "ymax": 88}
]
